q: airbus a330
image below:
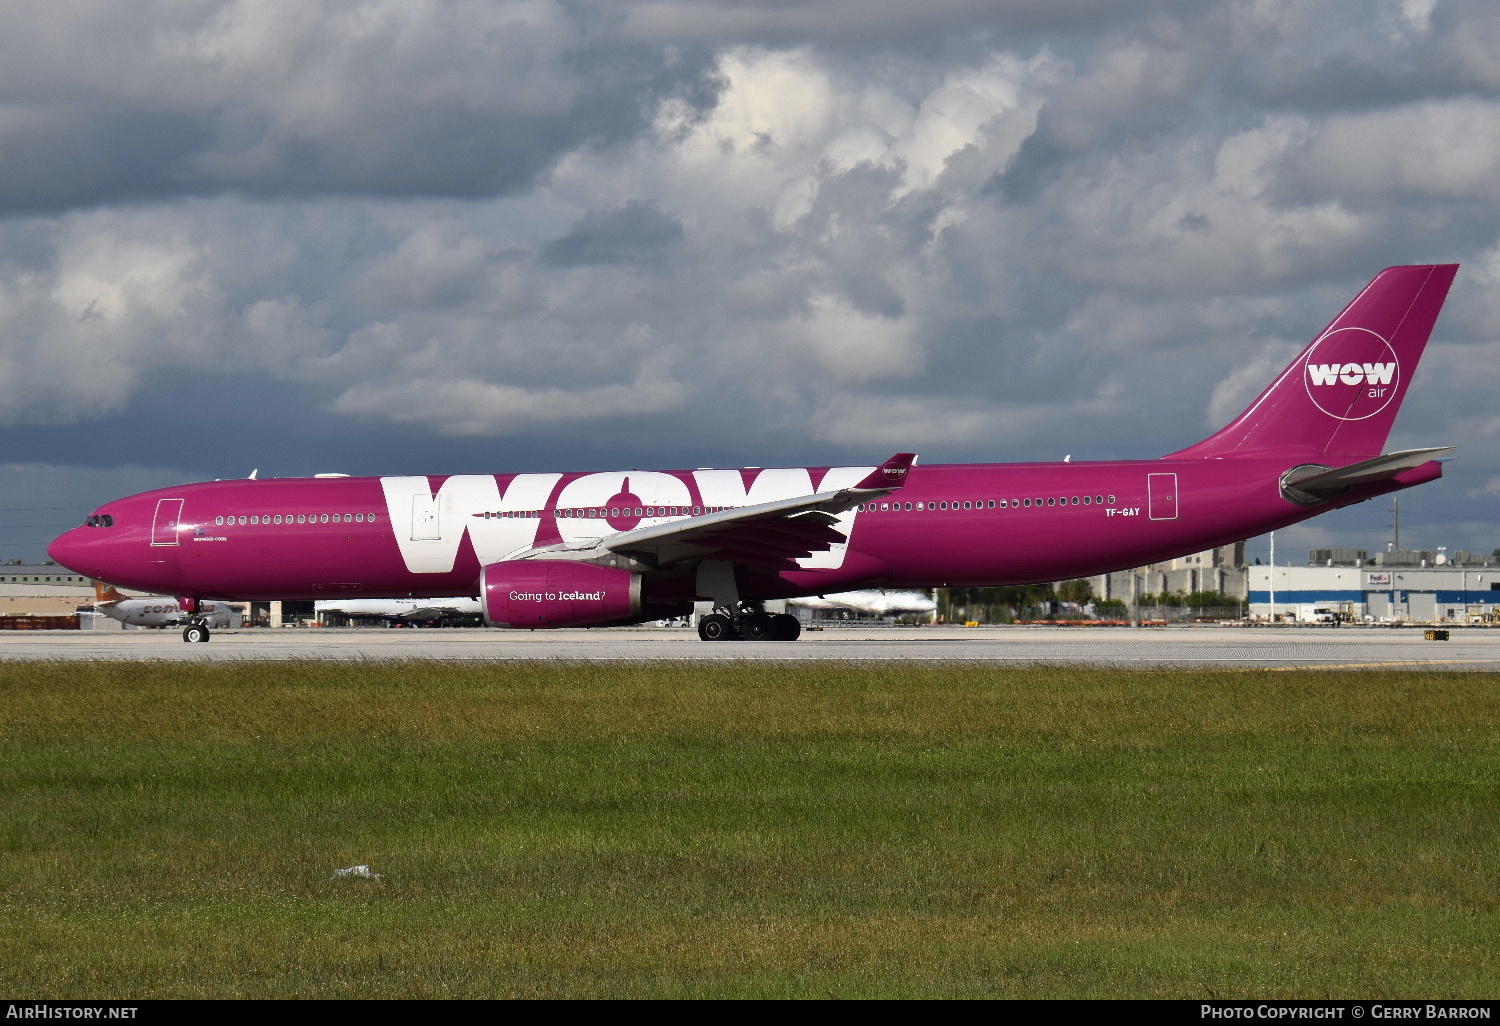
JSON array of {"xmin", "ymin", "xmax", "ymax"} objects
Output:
[{"xmin": 50, "ymin": 265, "xmax": 1459, "ymax": 643}]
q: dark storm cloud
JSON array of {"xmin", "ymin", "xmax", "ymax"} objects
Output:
[
  {"xmin": 545, "ymin": 201, "xmax": 684, "ymax": 266},
  {"xmin": 0, "ymin": 1, "xmax": 722, "ymax": 213},
  {"xmin": 609, "ymin": 0, "xmax": 1154, "ymax": 46}
]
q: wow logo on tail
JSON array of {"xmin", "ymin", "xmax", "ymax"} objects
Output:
[{"xmin": 1303, "ymin": 328, "xmax": 1400, "ymax": 421}]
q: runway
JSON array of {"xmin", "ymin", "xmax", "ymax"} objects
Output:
[{"xmin": 0, "ymin": 624, "xmax": 1496, "ymax": 667}]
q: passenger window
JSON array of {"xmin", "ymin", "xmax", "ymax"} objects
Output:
[
  {"xmin": 1047, "ymin": 498, "xmax": 1055, "ymax": 507},
  {"xmin": 250, "ymin": 516, "xmax": 259, "ymax": 524},
  {"xmin": 1107, "ymin": 494, "xmax": 1116, "ymax": 504},
  {"xmin": 1023, "ymin": 499, "xmax": 1031, "ymax": 507},
  {"xmin": 273, "ymin": 515, "xmax": 281, "ymax": 524},
  {"xmin": 962, "ymin": 501, "xmax": 970, "ymax": 510},
  {"xmin": 693, "ymin": 506, "xmax": 702, "ymax": 515},
  {"xmin": 987, "ymin": 500, "xmax": 995, "ymax": 508},
  {"xmin": 1000, "ymin": 500, "xmax": 1007, "ymax": 508},
  {"xmin": 215, "ymin": 516, "xmax": 224, "ymax": 526},
  {"xmin": 355, "ymin": 513, "xmax": 363, "ymax": 522},
  {"xmin": 320, "ymin": 514, "xmax": 329, "ymax": 523},
  {"xmin": 1072, "ymin": 496, "xmax": 1079, "ymax": 505},
  {"xmin": 1083, "ymin": 496, "xmax": 1091, "ymax": 505},
  {"xmin": 1096, "ymin": 495, "xmax": 1104, "ymax": 504}
]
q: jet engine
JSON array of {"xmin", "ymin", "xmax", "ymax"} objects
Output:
[{"xmin": 480, "ymin": 559, "xmax": 641, "ymax": 629}]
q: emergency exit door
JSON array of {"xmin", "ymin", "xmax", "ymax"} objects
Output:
[
  {"xmin": 1148, "ymin": 473, "xmax": 1178, "ymax": 521},
  {"xmin": 411, "ymin": 494, "xmax": 440, "ymax": 540}
]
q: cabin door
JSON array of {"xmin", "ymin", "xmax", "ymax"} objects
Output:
[
  {"xmin": 151, "ymin": 498, "xmax": 184, "ymax": 546},
  {"xmin": 411, "ymin": 494, "xmax": 440, "ymax": 540},
  {"xmin": 1147, "ymin": 473, "xmax": 1179, "ymax": 521}
]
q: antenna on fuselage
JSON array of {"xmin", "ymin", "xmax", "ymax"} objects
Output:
[{"xmin": 248, "ymin": 469, "xmax": 259, "ymax": 480}]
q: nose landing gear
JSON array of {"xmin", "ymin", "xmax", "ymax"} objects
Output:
[{"xmin": 182, "ymin": 623, "xmax": 211, "ymax": 643}]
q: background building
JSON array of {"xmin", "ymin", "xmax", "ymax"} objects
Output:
[
  {"xmin": 1250, "ymin": 556, "xmax": 1500, "ymax": 622},
  {"xmin": 1088, "ymin": 542, "xmax": 1248, "ymax": 605},
  {"xmin": 0, "ymin": 565, "xmax": 96, "ymax": 616}
]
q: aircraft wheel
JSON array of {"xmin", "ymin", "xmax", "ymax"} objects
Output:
[
  {"xmin": 183, "ymin": 624, "xmax": 211, "ymax": 643},
  {"xmin": 698, "ymin": 613, "xmax": 734, "ymax": 641},
  {"xmin": 741, "ymin": 612, "xmax": 777, "ymax": 641},
  {"xmin": 771, "ymin": 613, "xmax": 801, "ymax": 641}
]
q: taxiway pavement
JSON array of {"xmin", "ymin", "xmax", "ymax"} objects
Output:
[{"xmin": 0, "ymin": 625, "xmax": 1495, "ymax": 668}]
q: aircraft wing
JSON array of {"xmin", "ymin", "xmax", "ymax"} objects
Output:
[{"xmin": 602, "ymin": 453, "xmax": 916, "ymax": 570}]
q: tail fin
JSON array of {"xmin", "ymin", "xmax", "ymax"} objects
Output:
[
  {"xmin": 93, "ymin": 580, "xmax": 125, "ymax": 606},
  {"xmin": 1168, "ymin": 265, "xmax": 1458, "ymax": 460}
]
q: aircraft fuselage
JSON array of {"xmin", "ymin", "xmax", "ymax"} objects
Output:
[{"xmin": 48, "ymin": 455, "xmax": 1439, "ymax": 604}]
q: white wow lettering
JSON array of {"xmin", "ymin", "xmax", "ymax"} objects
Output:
[
  {"xmin": 1306, "ymin": 362, "xmax": 1396, "ymax": 386},
  {"xmin": 382, "ymin": 465, "xmax": 877, "ymax": 575},
  {"xmin": 381, "ymin": 474, "xmax": 561, "ymax": 574}
]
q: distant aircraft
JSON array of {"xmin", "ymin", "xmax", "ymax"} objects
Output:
[
  {"xmin": 790, "ymin": 589, "xmax": 936, "ymax": 618},
  {"xmin": 51, "ymin": 266, "xmax": 1460, "ymax": 643},
  {"xmin": 315, "ymin": 596, "xmax": 481, "ymax": 625},
  {"xmin": 91, "ymin": 582, "xmax": 236, "ymax": 631}
]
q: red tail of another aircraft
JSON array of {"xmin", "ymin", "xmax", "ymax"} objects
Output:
[{"xmin": 1169, "ymin": 264, "xmax": 1458, "ymax": 461}]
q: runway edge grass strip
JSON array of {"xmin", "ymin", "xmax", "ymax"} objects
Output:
[{"xmin": 2, "ymin": 660, "xmax": 1496, "ymax": 998}]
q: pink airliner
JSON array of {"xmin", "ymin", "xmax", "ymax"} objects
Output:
[{"xmin": 50, "ymin": 265, "xmax": 1459, "ymax": 643}]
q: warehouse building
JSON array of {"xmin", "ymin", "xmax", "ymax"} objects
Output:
[{"xmin": 1250, "ymin": 550, "xmax": 1500, "ymax": 622}]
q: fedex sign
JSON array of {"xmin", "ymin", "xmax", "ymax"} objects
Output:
[{"xmin": 1302, "ymin": 327, "xmax": 1400, "ymax": 421}]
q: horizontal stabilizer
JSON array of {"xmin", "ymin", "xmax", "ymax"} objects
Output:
[{"xmin": 1283, "ymin": 446, "xmax": 1455, "ymax": 501}]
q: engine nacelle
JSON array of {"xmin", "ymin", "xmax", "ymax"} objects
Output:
[{"xmin": 481, "ymin": 559, "xmax": 641, "ymax": 629}]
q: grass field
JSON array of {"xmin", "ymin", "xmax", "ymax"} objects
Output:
[{"xmin": 2, "ymin": 660, "xmax": 1497, "ymax": 999}]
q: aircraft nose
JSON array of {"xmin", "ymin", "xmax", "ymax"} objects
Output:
[{"xmin": 47, "ymin": 528, "xmax": 84, "ymax": 574}]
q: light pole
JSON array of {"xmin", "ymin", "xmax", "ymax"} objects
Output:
[{"xmin": 1269, "ymin": 531, "xmax": 1276, "ymax": 622}]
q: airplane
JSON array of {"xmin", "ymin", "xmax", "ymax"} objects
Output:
[
  {"xmin": 314, "ymin": 596, "xmax": 482, "ymax": 625},
  {"xmin": 90, "ymin": 581, "xmax": 237, "ymax": 630},
  {"xmin": 49, "ymin": 265, "xmax": 1459, "ymax": 644},
  {"xmin": 790, "ymin": 589, "xmax": 937, "ymax": 618}
]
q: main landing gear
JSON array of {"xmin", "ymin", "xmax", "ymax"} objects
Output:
[{"xmin": 697, "ymin": 606, "xmax": 801, "ymax": 642}]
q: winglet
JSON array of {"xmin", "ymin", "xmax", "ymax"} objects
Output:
[{"xmin": 854, "ymin": 453, "xmax": 917, "ymax": 491}]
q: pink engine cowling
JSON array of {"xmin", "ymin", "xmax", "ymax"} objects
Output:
[{"xmin": 481, "ymin": 560, "xmax": 641, "ymax": 629}]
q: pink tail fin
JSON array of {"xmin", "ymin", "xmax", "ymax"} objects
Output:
[{"xmin": 1169, "ymin": 265, "xmax": 1458, "ymax": 460}]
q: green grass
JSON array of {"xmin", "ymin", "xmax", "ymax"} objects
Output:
[{"xmin": 2, "ymin": 660, "xmax": 1497, "ymax": 998}]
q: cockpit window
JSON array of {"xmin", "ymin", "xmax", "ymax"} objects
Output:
[{"xmin": 83, "ymin": 514, "xmax": 114, "ymax": 527}]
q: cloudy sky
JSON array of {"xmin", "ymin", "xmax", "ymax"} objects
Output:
[{"xmin": 3, "ymin": 0, "xmax": 1500, "ymax": 564}]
